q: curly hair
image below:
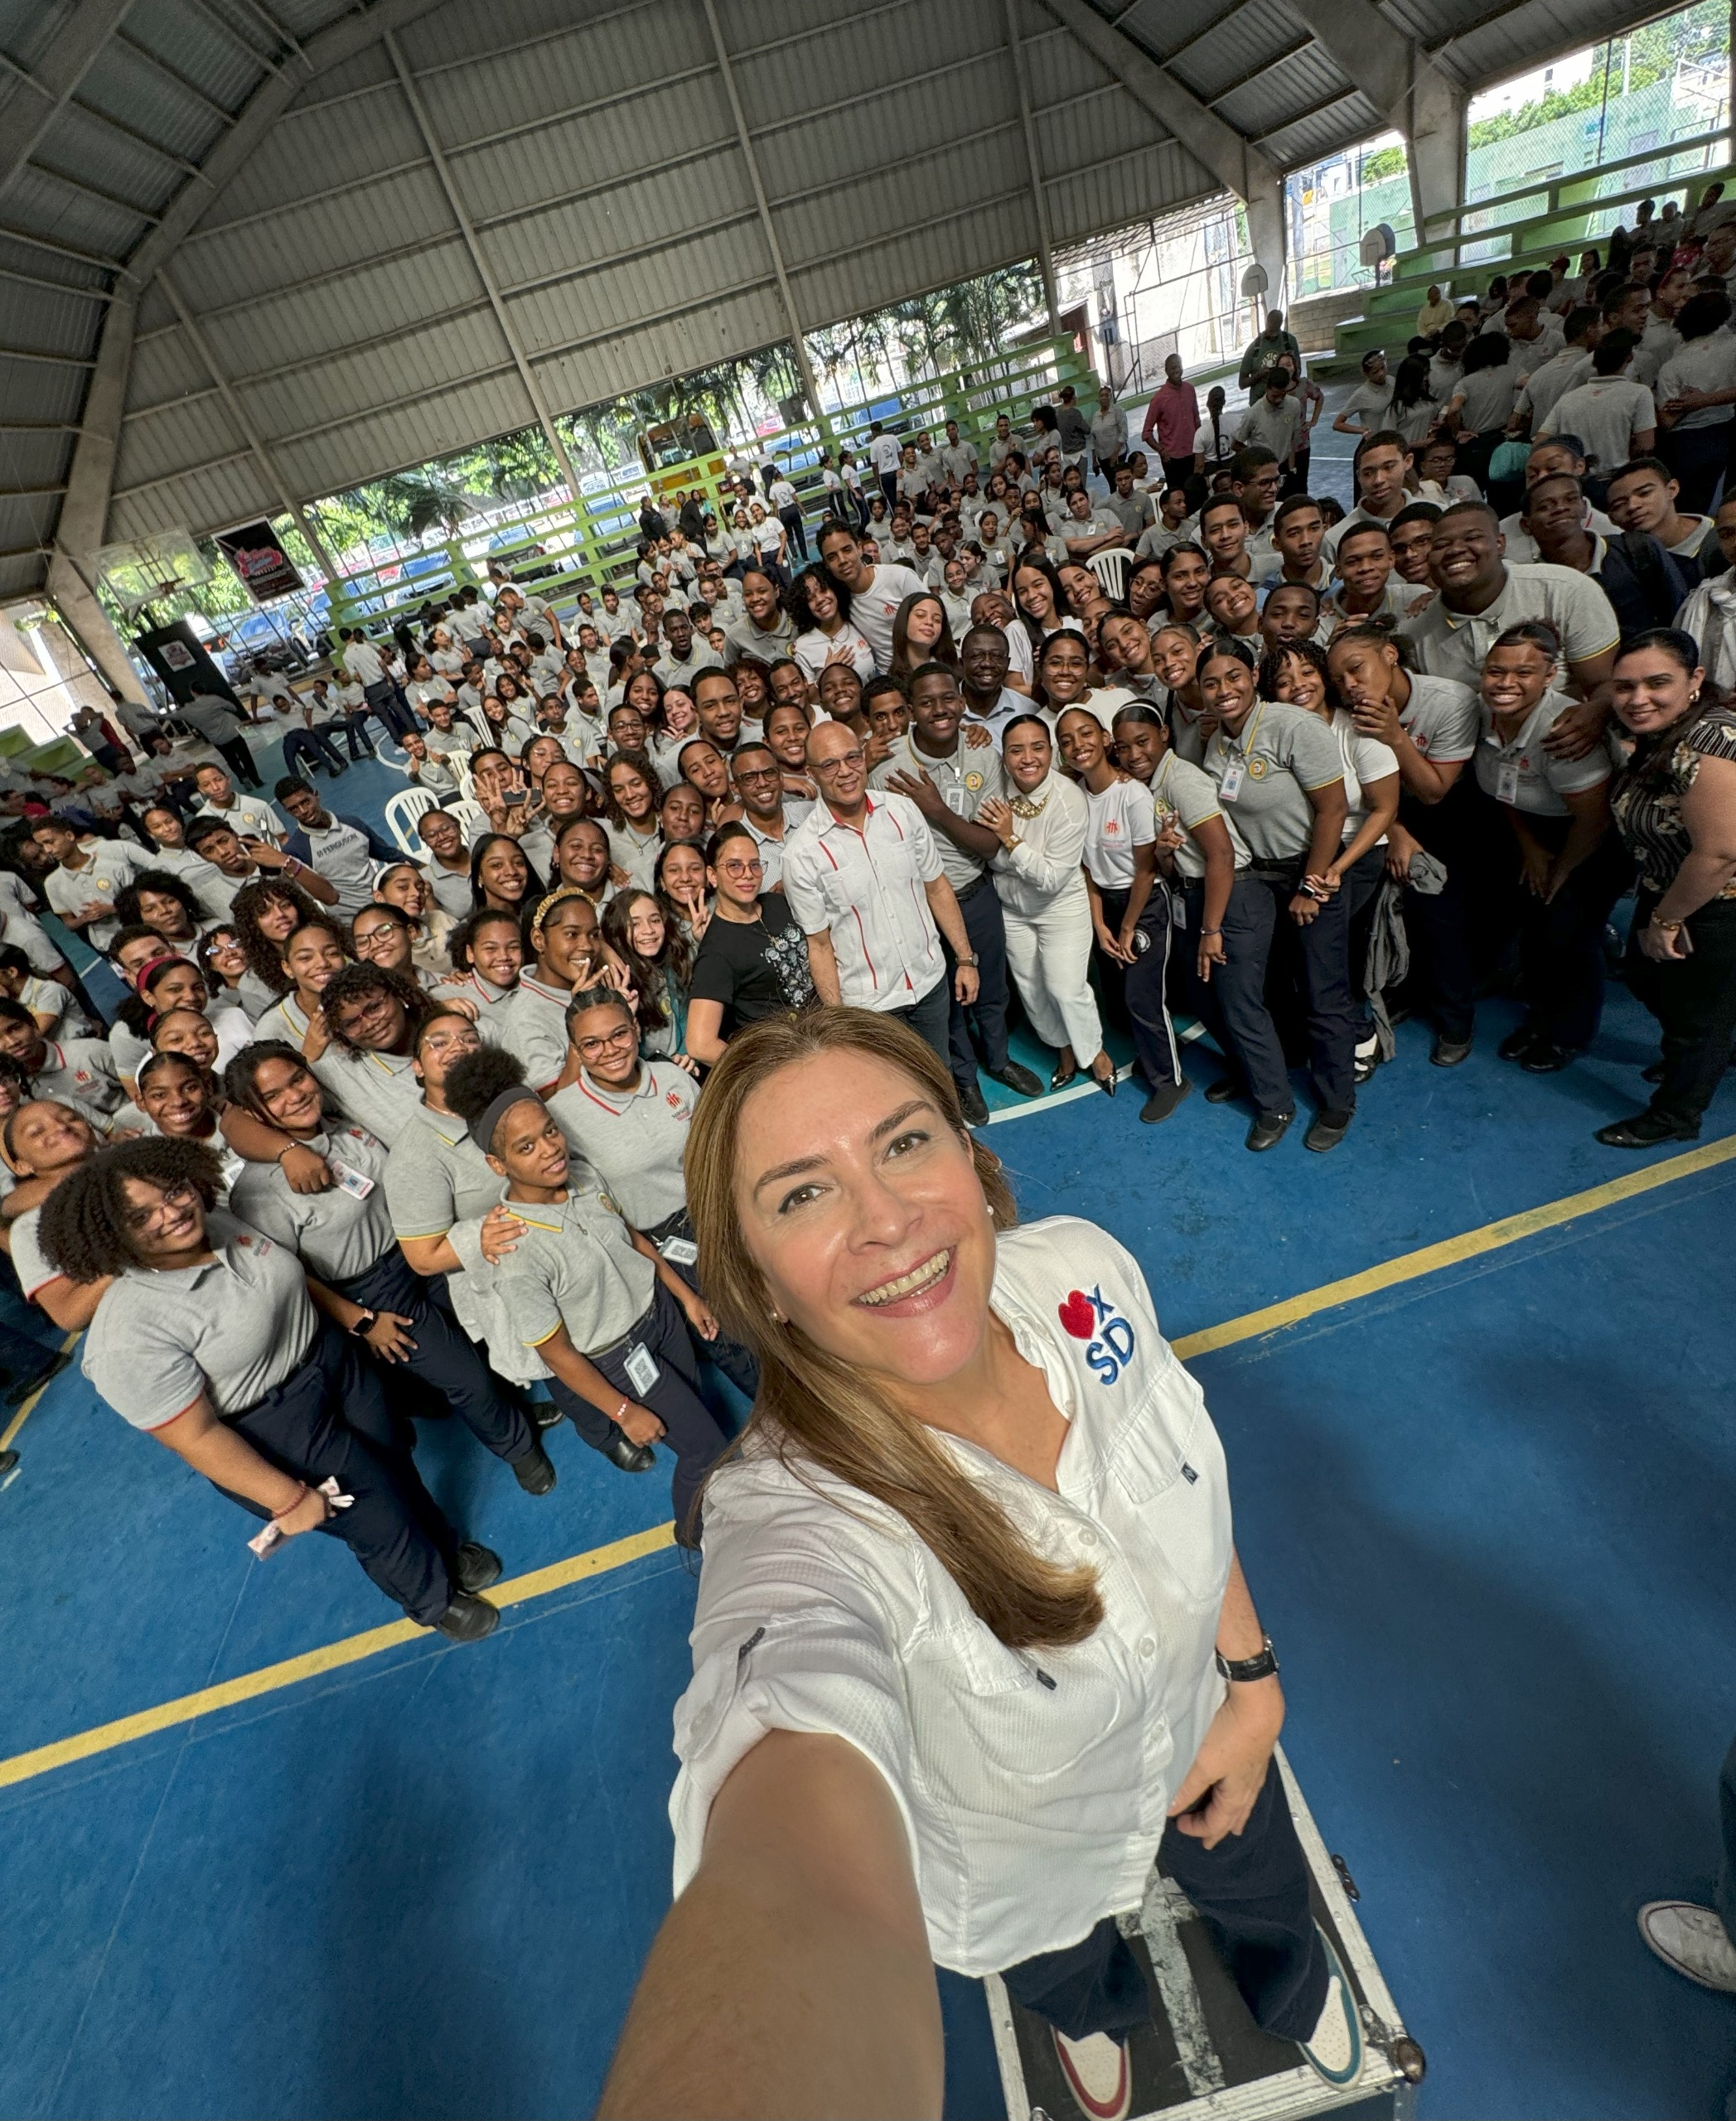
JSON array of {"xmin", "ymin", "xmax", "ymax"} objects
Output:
[
  {"xmin": 232, "ymin": 877, "xmax": 326, "ymax": 997},
  {"xmin": 319, "ymin": 963, "xmax": 428, "ymax": 1055},
  {"xmin": 39, "ymin": 1136, "xmax": 225, "ymax": 1283},
  {"xmin": 601, "ymin": 746, "xmax": 665, "ymax": 830},
  {"xmin": 443, "ymin": 1042, "xmax": 534, "ymax": 1151}
]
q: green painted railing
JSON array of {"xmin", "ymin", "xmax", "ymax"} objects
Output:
[{"xmin": 324, "ymin": 331, "xmax": 1095, "ymax": 639}]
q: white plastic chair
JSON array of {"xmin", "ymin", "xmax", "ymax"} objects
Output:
[
  {"xmin": 446, "ymin": 796, "xmax": 490, "ymax": 843},
  {"xmin": 384, "ymin": 785, "xmax": 438, "ymax": 854},
  {"xmin": 1088, "ymin": 547, "xmax": 1134, "ymax": 602}
]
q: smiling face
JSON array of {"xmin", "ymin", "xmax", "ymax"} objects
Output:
[
  {"xmin": 1481, "ymin": 641, "xmax": 1553, "ymax": 720},
  {"xmin": 732, "ymin": 1048, "xmax": 996, "ymax": 1393},
  {"xmin": 8, "ymin": 1099, "xmax": 95, "ymax": 1177},
  {"xmin": 282, "ymin": 924, "xmax": 346, "ymax": 996},
  {"xmin": 1611, "ymin": 645, "xmax": 1703, "ymax": 737},
  {"xmin": 252, "ymin": 1053, "xmax": 325, "ymax": 1136},
  {"xmin": 1038, "ymin": 635, "xmax": 1090, "ymax": 706},
  {"xmin": 351, "ymin": 907, "xmax": 413, "ymax": 972},
  {"xmin": 138, "ymin": 1057, "xmax": 210, "ymax": 1135},
  {"xmin": 478, "ymin": 839, "xmax": 530, "ymax": 906},
  {"xmin": 659, "ymin": 843, "xmax": 707, "ymax": 902},
  {"xmin": 487, "ymin": 1096, "xmax": 571, "ymax": 1192},
  {"xmin": 534, "ymin": 896, "xmax": 600, "ymax": 984},
  {"xmin": 1110, "ymin": 716, "xmax": 1164, "ymax": 783},
  {"xmin": 469, "ymin": 913, "xmax": 525, "ymax": 988},
  {"xmin": 152, "ymin": 1008, "xmax": 218, "ymax": 1070}
]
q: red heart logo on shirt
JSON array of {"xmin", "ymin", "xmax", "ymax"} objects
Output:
[{"xmin": 1058, "ymin": 1290, "xmax": 1095, "ymax": 1339}]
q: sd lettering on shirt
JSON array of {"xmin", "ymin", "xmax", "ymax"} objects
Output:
[{"xmin": 1057, "ymin": 1283, "xmax": 1137, "ymax": 1384}]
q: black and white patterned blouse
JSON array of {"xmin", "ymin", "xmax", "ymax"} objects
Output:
[{"xmin": 1610, "ymin": 700, "xmax": 1736, "ymax": 896}]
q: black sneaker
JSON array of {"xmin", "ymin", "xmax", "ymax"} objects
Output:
[
  {"xmin": 455, "ymin": 1542, "xmax": 502, "ymax": 1593},
  {"xmin": 433, "ymin": 1592, "xmax": 499, "ymax": 1642},
  {"xmin": 1498, "ymin": 1024, "xmax": 1541, "ymax": 1062},
  {"xmin": 1304, "ymin": 1108, "xmax": 1354, "ymax": 1153},
  {"xmin": 510, "ymin": 1442, "xmax": 556, "ymax": 1495},
  {"xmin": 956, "ymin": 1078, "xmax": 990, "ymax": 1126},
  {"xmin": 1245, "ymin": 1110, "xmax": 1293, "ymax": 1152},
  {"xmin": 1139, "ymin": 1076, "xmax": 1192, "ymax": 1124},
  {"xmin": 531, "ymin": 1396, "xmax": 563, "ymax": 1428}
]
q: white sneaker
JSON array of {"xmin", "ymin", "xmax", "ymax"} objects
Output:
[
  {"xmin": 1298, "ymin": 1926, "xmax": 1364, "ymax": 2089},
  {"xmin": 1051, "ymin": 2027, "xmax": 1132, "ymax": 2121},
  {"xmin": 1639, "ymin": 1901, "xmax": 1736, "ymax": 1992}
]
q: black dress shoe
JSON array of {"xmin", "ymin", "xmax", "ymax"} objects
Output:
[
  {"xmin": 1245, "ymin": 1110, "xmax": 1293, "ymax": 1152},
  {"xmin": 1431, "ymin": 1035, "xmax": 1474, "ymax": 1067},
  {"xmin": 1595, "ymin": 1109, "xmax": 1700, "ymax": 1148},
  {"xmin": 602, "ymin": 1429, "xmax": 657, "ymax": 1472},
  {"xmin": 1498, "ymin": 1024, "xmax": 1540, "ymax": 1062},
  {"xmin": 2, "ymin": 1347, "xmax": 70, "ymax": 1408},
  {"xmin": 988, "ymin": 1060, "xmax": 1045, "ymax": 1098},
  {"xmin": 1304, "ymin": 1107, "xmax": 1354, "ymax": 1153},
  {"xmin": 1519, "ymin": 1041, "xmax": 1573, "ymax": 1073},
  {"xmin": 957, "ymin": 1079, "xmax": 990, "ymax": 1125},
  {"xmin": 1139, "ymin": 1076, "xmax": 1192, "ymax": 1124},
  {"xmin": 510, "ymin": 1442, "xmax": 557, "ymax": 1495},
  {"xmin": 434, "ymin": 1592, "xmax": 500, "ymax": 1642},
  {"xmin": 1049, "ymin": 1060, "xmax": 1079, "ymax": 1092},
  {"xmin": 455, "ymin": 1542, "xmax": 502, "ymax": 1593},
  {"xmin": 1205, "ymin": 1075, "xmax": 1240, "ymax": 1104}
]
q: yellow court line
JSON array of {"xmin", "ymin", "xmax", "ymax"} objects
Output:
[
  {"xmin": 1172, "ymin": 1133, "xmax": 1736, "ymax": 1360},
  {"xmin": 0, "ymin": 1332, "xmax": 80, "ymax": 1454},
  {"xmin": 2, "ymin": 1133, "xmax": 1732, "ymax": 1795},
  {"xmin": 0, "ymin": 1522, "xmax": 675, "ymax": 1792}
]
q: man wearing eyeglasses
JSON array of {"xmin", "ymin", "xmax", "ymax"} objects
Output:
[
  {"xmin": 729, "ymin": 742, "xmax": 810, "ymax": 892},
  {"xmin": 781, "ymin": 719, "xmax": 979, "ymax": 1071}
]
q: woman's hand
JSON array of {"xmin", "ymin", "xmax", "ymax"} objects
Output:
[
  {"xmin": 674, "ymin": 1051, "xmax": 699, "ymax": 1075},
  {"xmin": 682, "ymin": 886, "xmax": 713, "ymax": 940},
  {"xmin": 302, "ymin": 1007, "xmax": 333, "ymax": 1066},
  {"xmin": 1288, "ymin": 891, "xmax": 1320, "ymax": 925},
  {"xmin": 1351, "ymin": 696, "xmax": 1402, "ymax": 747},
  {"xmin": 1167, "ymin": 1676, "xmax": 1285, "ymax": 1849},
  {"xmin": 677, "ymin": 1285, "xmax": 719, "ymax": 1341},
  {"xmin": 364, "ymin": 1310, "xmax": 418, "ymax": 1363},
  {"xmin": 1520, "ymin": 840, "xmax": 1553, "ymax": 898},
  {"xmin": 1197, "ymin": 929, "xmax": 1226, "ymax": 982},
  {"xmin": 609, "ymin": 862, "xmax": 631, "ymax": 889},
  {"xmin": 280, "ymin": 1143, "xmax": 334, "ymax": 1195},
  {"xmin": 617, "ymin": 1399, "xmax": 667, "ymax": 1448},
  {"xmin": 441, "ymin": 995, "xmax": 481, "ymax": 1022},
  {"xmin": 274, "ymin": 1483, "xmax": 333, "ymax": 1538},
  {"xmin": 977, "ymin": 796, "xmax": 1018, "ymax": 850},
  {"xmin": 1640, "ymin": 914, "xmax": 1693, "ymax": 961},
  {"xmin": 1094, "ymin": 920, "xmax": 1130, "ymax": 964},
  {"xmin": 479, "ymin": 1203, "xmax": 526, "ymax": 1263}
]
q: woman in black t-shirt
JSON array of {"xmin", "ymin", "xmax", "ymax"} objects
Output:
[{"xmin": 685, "ymin": 824, "xmax": 816, "ymax": 1065}]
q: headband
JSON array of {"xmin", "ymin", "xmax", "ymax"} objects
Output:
[
  {"xmin": 468, "ymin": 1086, "xmax": 544, "ymax": 1157},
  {"xmin": 134, "ymin": 952, "xmax": 191, "ymax": 998}
]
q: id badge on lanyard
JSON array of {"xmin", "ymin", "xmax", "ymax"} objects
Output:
[
  {"xmin": 623, "ymin": 1342, "xmax": 660, "ymax": 1397},
  {"xmin": 1495, "ymin": 758, "xmax": 1521, "ymax": 805},
  {"xmin": 1218, "ymin": 758, "xmax": 1245, "ymax": 802}
]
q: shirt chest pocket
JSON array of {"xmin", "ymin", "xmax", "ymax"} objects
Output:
[
  {"xmin": 1108, "ymin": 1379, "xmax": 1231, "ymax": 1606},
  {"xmin": 902, "ymin": 1623, "xmax": 1126, "ymax": 1802}
]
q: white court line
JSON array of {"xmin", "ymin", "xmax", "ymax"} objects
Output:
[{"xmin": 984, "ymin": 1022, "xmax": 1210, "ymax": 1125}]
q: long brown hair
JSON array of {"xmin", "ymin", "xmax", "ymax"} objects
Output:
[{"xmin": 686, "ymin": 1007, "xmax": 1103, "ymax": 1650}]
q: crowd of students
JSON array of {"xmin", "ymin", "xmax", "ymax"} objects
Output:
[{"xmin": 2, "ymin": 290, "xmax": 1735, "ymax": 1604}]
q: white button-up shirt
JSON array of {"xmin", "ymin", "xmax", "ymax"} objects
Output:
[
  {"xmin": 670, "ymin": 1216, "xmax": 1232, "ymax": 1976},
  {"xmin": 781, "ymin": 790, "xmax": 947, "ymax": 1011}
]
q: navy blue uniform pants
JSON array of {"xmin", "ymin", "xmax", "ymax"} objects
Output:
[
  {"xmin": 221, "ymin": 1324, "xmax": 457, "ymax": 1625},
  {"xmin": 1213, "ymin": 866, "xmax": 1356, "ymax": 1118},
  {"xmin": 944, "ymin": 875, "xmax": 1013, "ymax": 1085},
  {"xmin": 1096, "ymin": 882, "xmax": 1182, "ymax": 1089},
  {"xmin": 1002, "ymin": 1758, "xmax": 1328, "ymax": 2046}
]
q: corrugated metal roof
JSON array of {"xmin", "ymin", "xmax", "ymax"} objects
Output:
[{"xmin": 0, "ymin": 0, "xmax": 1713, "ymax": 592}]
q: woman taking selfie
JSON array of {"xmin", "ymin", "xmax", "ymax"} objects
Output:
[
  {"xmin": 599, "ymin": 1010, "xmax": 1360, "ymax": 2119},
  {"xmin": 1601, "ymin": 628, "xmax": 1736, "ymax": 1146}
]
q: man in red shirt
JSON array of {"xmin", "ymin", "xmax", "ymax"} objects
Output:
[{"xmin": 1141, "ymin": 353, "xmax": 1200, "ymax": 496}]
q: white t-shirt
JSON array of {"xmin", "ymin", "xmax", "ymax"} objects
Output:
[
  {"xmin": 1081, "ymin": 776, "xmax": 1157, "ymax": 891},
  {"xmin": 867, "ymin": 432, "xmax": 902, "ymax": 475},
  {"xmin": 846, "ymin": 563, "xmax": 929, "ymax": 674}
]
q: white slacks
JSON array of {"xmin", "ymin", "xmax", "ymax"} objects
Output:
[{"xmin": 1000, "ymin": 882, "xmax": 1104, "ymax": 1064}]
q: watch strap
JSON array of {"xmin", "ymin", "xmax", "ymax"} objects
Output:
[{"xmin": 1216, "ymin": 1634, "xmax": 1279, "ymax": 1683}]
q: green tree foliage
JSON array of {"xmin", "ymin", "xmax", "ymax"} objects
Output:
[{"xmin": 1468, "ymin": 0, "xmax": 1729, "ymax": 148}]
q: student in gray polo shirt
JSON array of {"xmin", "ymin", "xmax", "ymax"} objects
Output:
[
  {"xmin": 549, "ymin": 988, "xmax": 757, "ymax": 1399},
  {"xmin": 225, "ymin": 1042, "xmax": 554, "ymax": 1494},
  {"xmin": 446, "ymin": 1046, "xmax": 728, "ymax": 1545},
  {"xmin": 47, "ymin": 1135, "xmax": 499, "ymax": 1640},
  {"xmin": 311, "ymin": 963, "xmax": 435, "ymax": 1145}
]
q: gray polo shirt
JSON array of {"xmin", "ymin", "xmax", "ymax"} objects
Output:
[
  {"xmin": 307, "ymin": 1041, "xmax": 423, "ymax": 1147},
  {"xmin": 31, "ymin": 1036, "xmax": 123, "ymax": 1115},
  {"xmin": 228, "ymin": 1123, "xmax": 394, "ymax": 1283},
  {"xmin": 868, "ymin": 730, "xmax": 1006, "ymax": 894},
  {"xmin": 1202, "ymin": 702, "xmax": 1343, "ymax": 862},
  {"xmin": 1150, "ymin": 750, "xmax": 1246, "ymax": 878},
  {"xmin": 45, "ymin": 843, "xmax": 150, "ymax": 951},
  {"xmin": 1400, "ymin": 563, "xmax": 1620, "ymax": 692},
  {"xmin": 547, "ymin": 1061, "xmax": 695, "ymax": 1230},
  {"xmin": 1473, "ymin": 690, "xmax": 1611, "ymax": 817},
  {"xmin": 385, "ymin": 1099, "xmax": 511, "ymax": 1341},
  {"xmin": 1397, "ymin": 672, "xmax": 1482, "ymax": 764},
  {"xmin": 296, "ymin": 817, "xmax": 376, "ymax": 915},
  {"xmin": 481, "ymin": 1184, "xmax": 655, "ymax": 1365},
  {"xmin": 500, "ymin": 975, "xmax": 573, "ymax": 1090},
  {"xmin": 81, "ymin": 1210, "xmax": 319, "ymax": 1427}
]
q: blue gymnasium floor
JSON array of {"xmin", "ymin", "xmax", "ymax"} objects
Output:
[{"xmin": 4, "ymin": 732, "xmax": 1736, "ymax": 2120}]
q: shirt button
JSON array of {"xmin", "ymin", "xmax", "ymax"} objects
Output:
[
  {"xmin": 1077, "ymin": 1526, "xmax": 1099, "ymax": 1548},
  {"xmin": 1139, "ymin": 1636, "xmax": 1157, "ymax": 1660}
]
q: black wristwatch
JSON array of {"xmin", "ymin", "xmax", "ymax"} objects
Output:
[
  {"xmin": 347, "ymin": 1308, "xmax": 378, "ymax": 1340},
  {"xmin": 1216, "ymin": 1635, "xmax": 1279, "ymax": 1683}
]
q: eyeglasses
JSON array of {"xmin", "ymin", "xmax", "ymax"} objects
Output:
[
  {"xmin": 575, "ymin": 1025, "xmax": 637, "ymax": 1058},
  {"xmin": 124, "ymin": 1177, "xmax": 198, "ymax": 1233},
  {"xmin": 733, "ymin": 765, "xmax": 779, "ymax": 785},
  {"xmin": 717, "ymin": 856, "xmax": 764, "ymax": 878},
  {"xmin": 812, "ymin": 748, "xmax": 865, "ymax": 774}
]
